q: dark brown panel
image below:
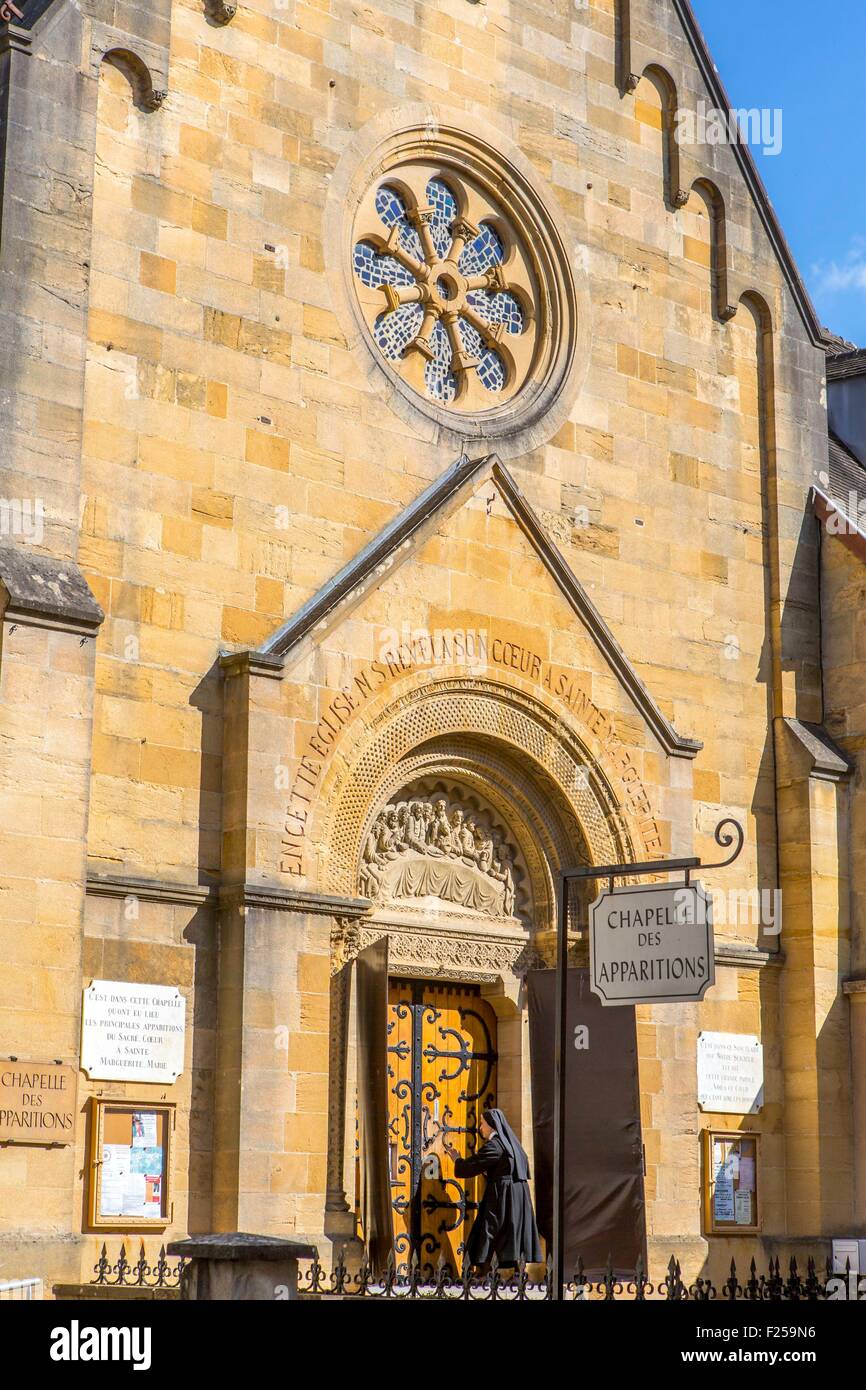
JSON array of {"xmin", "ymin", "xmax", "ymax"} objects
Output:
[
  {"xmin": 356, "ymin": 939, "xmax": 393, "ymax": 1269},
  {"xmin": 528, "ymin": 967, "xmax": 647, "ymax": 1277}
]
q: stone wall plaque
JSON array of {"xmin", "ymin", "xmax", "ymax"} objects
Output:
[
  {"xmin": 0, "ymin": 1061, "xmax": 78, "ymax": 1144},
  {"xmin": 81, "ymin": 981, "xmax": 186, "ymax": 1083},
  {"xmin": 697, "ymin": 1031, "xmax": 764, "ymax": 1115}
]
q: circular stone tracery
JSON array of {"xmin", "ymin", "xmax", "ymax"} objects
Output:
[{"xmin": 352, "ymin": 167, "xmax": 540, "ymax": 412}]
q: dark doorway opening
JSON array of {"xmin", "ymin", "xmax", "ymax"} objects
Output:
[{"xmin": 528, "ymin": 967, "xmax": 647, "ymax": 1277}]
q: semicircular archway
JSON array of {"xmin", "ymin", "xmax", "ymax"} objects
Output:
[{"xmin": 312, "ymin": 676, "xmax": 638, "ymax": 935}]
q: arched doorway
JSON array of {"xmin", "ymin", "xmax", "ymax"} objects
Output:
[{"xmin": 319, "ymin": 677, "xmax": 645, "ymax": 1267}]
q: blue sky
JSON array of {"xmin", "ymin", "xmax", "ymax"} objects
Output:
[{"xmin": 690, "ymin": 0, "xmax": 866, "ymax": 345}]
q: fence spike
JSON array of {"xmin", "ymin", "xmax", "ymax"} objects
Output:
[
  {"xmin": 333, "ymin": 1245, "xmax": 348, "ymax": 1295},
  {"xmin": 93, "ymin": 1243, "xmax": 110, "ymax": 1286},
  {"xmin": 724, "ymin": 1259, "xmax": 739, "ymax": 1302}
]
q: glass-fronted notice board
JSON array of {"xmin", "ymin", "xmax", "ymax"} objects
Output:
[
  {"xmin": 703, "ymin": 1130, "xmax": 760, "ymax": 1236},
  {"xmin": 87, "ymin": 1099, "xmax": 174, "ymax": 1229}
]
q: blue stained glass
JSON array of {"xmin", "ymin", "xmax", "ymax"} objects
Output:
[
  {"xmin": 375, "ymin": 184, "xmax": 424, "ymax": 261},
  {"xmin": 353, "ymin": 241, "xmax": 414, "ymax": 290},
  {"xmin": 375, "ymin": 184, "xmax": 408, "ymax": 228},
  {"xmin": 424, "ymin": 320, "xmax": 457, "ymax": 403},
  {"xmin": 458, "ymin": 223, "xmax": 504, "ymax": 276},
  {"xmin": 361, "ymin": 185, "xmax": 516, "ymax": 404},
  {"xmin": 477, "ymin": 346, "xmax": 506, "ymax": 393},
  {"xmin": 467, "ymin": 289, "xmax": 524, "ymax": 334},
  {"xmin": 426, "ymin": 178, "xmax": 458, "ymax": 260},
  {"xmin": 456, "ymin": 316, "xmax": 504, "ymax": 393},
  {"xmin": 457, "ymin": 317, "xmax": 485, "ymax": 358},
  {"xmin": 374, "ymin": 303, "xmax": 423, "ymax": 361}
]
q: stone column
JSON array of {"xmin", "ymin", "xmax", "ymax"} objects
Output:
[
  {"xmin": 325, "ymin": 939, "xmax": 354, "ymax": 1219},
  {"xmin": 844, "ymin": 981, "xmax": 866, "ymax": 1232},
  {"xmin": 776, "ymin": 719, "xmax": 852, "ymax": 1238},
  {"xmin": 0, "ymin": 551, "xmax": 102, "ymax": 1286},
  {"xmin": 214, "ymin": 652, "xmax": 368, "ymax": 1243}
]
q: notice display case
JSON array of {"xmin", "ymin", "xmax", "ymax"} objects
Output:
[
  {"xmin": 87, "ymin": 1098, "xmax": 174, "ymax": 1230},
  {"xmin": 703, "ymin": 1130, "xmax": 760, "ymax": 1236}
]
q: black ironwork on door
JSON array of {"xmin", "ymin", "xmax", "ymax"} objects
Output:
[{"xmin": 387, "ymin": 980, "xmax": 498, "ymax": 1271}]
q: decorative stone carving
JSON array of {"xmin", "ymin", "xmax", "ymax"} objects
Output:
[
  {"xmin": 328, "ymin": 914, "xmax": 529, "ymax": 986},
  {"xmin": 330, "ymin": 917, "xmax": 361, "ymax": 976},
  {"xmin": 512, "ymin": 941, "xmax": 552, "ymax": 977},
  {"xmin": 358, "ymin": 795, "xmax": 518, "ymax": 918},
  {"xmin": 358, "ymin": 923, "xmax": 526, "ymax": 985},
  {"xmin": 319, "ymin": 677, "xmax": 634, "ymax": 910},
  {"xmin": 204, "ymin": 0, "xmax": 237, "ymax": 23}
]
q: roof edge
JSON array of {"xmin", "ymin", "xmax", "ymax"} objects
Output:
[
  {"xmin": 490, "ymin": 461, "xmax": 703, "ymax": 760},
  {"xmin": 244, "ymin": 450, "xmax": 702, "ymax": 761},
  {"xmin": 827, "ymin": 348, "xmax": 866, "ymax": 380},
  {"xmin": 813, "ymin": 485, "xmax": 866, "ymax": 566},
  {"xmin": 258, "ymin": 452, "xmax": 492, "ymax": 658}
]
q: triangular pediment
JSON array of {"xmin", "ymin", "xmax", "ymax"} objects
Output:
[{"xmin": 254, "ymin": 454, "xmax": 700, "ymax": 760}]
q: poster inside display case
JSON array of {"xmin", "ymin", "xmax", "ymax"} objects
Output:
[{"xmin": 703, "ymin": 1130, "xmax": 760, "ymax": 1236}]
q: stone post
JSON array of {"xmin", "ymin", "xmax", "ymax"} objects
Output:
[{"xmin": 167, "ymin": 1233, "xmax": 318, "ymax": 1301}]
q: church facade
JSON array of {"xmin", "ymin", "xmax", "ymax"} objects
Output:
[{"xmin": 0, "ymin": 0, "xmax": 862, "ymax": 1292}]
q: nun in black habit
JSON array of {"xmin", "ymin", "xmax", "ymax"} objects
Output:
[{"xmin": 444, "ymin": 1108, "xmax": 543, "ymax": 1269}]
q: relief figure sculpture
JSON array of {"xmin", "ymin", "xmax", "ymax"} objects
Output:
[{"xmin": 358, "ymin": 795, "xmax": 520, "ymax": 918}]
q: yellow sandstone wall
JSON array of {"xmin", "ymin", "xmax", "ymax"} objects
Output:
[
  {"xmin": 0, "ymin": 0, "xmax": 849, "ymax": 1287},
  {"xmin": 80, "ymin": 2, "xmax": 814, "ymax": 894}
]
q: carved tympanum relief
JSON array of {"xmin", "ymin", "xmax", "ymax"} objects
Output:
[{"xmin": 358, "ymin": 784, "xmax": 525, "ymax": 921}]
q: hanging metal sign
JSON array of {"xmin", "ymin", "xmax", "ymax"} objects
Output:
[
  {"xmin": 550, "ymin": 818, "xmax": 744, "ymax": 1299},
  {"xmin": 589, "ymin": 880, "xmax": 714, "ymax": 1006}
]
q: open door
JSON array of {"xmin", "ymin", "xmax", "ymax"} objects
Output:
[
  {"xmin": 528, "ymin": 967, "xmax": 647, "ymax": 1277},
  {"xmin": 386, "ymin": 980, "xmax": 498, "ymax": 1270},
  {"xmin": 355, "ymin": 939, "xmax": 393, "ymax": 1269}
]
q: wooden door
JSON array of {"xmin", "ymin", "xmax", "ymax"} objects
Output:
[{"xmin": 387, "ymin": 980, "xmax": 498, "ymax": 1272}]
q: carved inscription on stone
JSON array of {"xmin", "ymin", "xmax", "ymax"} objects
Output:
[{"xmin": 359, "ymin": 795, "xmax": 518, "ymax": 917}]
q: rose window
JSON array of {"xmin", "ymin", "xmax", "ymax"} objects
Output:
[{"xmin": 351, "ymin": 166, "xmax": 539, "ymax": 413}]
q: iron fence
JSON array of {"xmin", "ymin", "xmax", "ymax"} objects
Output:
[
  {"xmin": 299, "ymin": 1250, "xmax": 860, "ymax": 1300},
  {"xmin": 89, "ymin": 1243, "xmax": 862, "ymax": 1301},
  {"xmin": 92, "ymin": 1243, "xmax": 186, "ymax": 1290}
]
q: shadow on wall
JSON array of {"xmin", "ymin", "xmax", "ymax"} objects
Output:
[{"xmin": 187, "ymin": 659, "xmax": 225, "ymax": 1231}]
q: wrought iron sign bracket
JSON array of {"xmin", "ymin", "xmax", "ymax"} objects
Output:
[{"xmin": 558, "ymin": 817, "xmax": 744, "ymax": 893}]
